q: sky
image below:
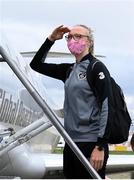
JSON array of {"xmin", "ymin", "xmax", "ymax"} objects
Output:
[{"xmin": 0, "ymin": 0, "xmax": 134, "ymax": 119}]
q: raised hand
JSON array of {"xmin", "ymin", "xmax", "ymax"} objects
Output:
[{"xmin": 48, "ymin": 25, "xmax": 70, "ymax": 42}]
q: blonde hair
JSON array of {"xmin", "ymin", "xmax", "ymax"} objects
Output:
[{"xmin": 75, "ymin": 24, "xmax": 94, "ymax": 54}]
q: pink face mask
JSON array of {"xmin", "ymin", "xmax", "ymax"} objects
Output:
[{"xmin": 67, "ymin": 39, "xmax": 87, "ymax": 55}]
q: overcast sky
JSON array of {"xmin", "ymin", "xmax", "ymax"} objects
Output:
[
  {"xmin": 1, "ymin": 0, "xmax": 134, "ymax": 54},
  {"xmin": 0, "ymin": 0, "xmax": 134, "ymax": 118}
]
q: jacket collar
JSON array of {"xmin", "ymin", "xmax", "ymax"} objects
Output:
[{"xmin": 79, "ymin": 53, "xmax": 95, "ymax": 63}]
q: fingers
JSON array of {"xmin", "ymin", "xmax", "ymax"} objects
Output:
[
  {"xmin": 57, "ymin": 25, "xmax": 70, "ymax": 34},
  {"xmin": 90, "ymin": 158, "xmax": 104, "ymax": 171},
  {"xmin": 49, "ymin": 25, "xmax": 70, "ymax": 41},
  {"xmin": 61, "ymin": 27, "xmax": 70, "ymax": 33},
  {"xmin": 89, "ymin": 148, "xmax": 104, "ymax": 171}
]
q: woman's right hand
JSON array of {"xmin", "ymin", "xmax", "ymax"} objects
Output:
[{"xmin": 48, "ymin": 25, "xmax": 70, "ymax": 42}]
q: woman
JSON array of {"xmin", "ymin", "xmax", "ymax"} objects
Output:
[{"xmin": 30, "ymin": 25, "xmax": 110, "ymax": 179}]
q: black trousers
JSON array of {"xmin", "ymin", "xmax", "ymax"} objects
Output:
[{"xmin": 63, "ymin": 142, "xmax": 109, "ymax": 179}]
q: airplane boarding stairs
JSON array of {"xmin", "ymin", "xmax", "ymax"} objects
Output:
[
  {"xmin": 0, "ymin": 44, "xmax": 134, "ymax": 179},
  {"xmin": 0, "ymin": 46, "xmax": 101, "ymax": 179}
]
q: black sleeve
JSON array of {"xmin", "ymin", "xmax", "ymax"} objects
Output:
[
  {"xmin": 92, "ymin": 62, "xmax": 111, "ymax": 104},
  {"xmin": 91, "ymin": 62, "xmax": 112, "ymax": 146},
  {"xmin": 30, "ymin": 38, "xmax": 73, "ymax": 82}
]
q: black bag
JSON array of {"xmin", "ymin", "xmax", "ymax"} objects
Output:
[{"xmin": 86, "ymin": 59, "xmax": 132, "ymax": 144}]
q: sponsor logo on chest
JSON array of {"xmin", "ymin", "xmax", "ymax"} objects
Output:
[{"xmin": 78, "ymin": 72, "xmax": 86, "ymax": 80}]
